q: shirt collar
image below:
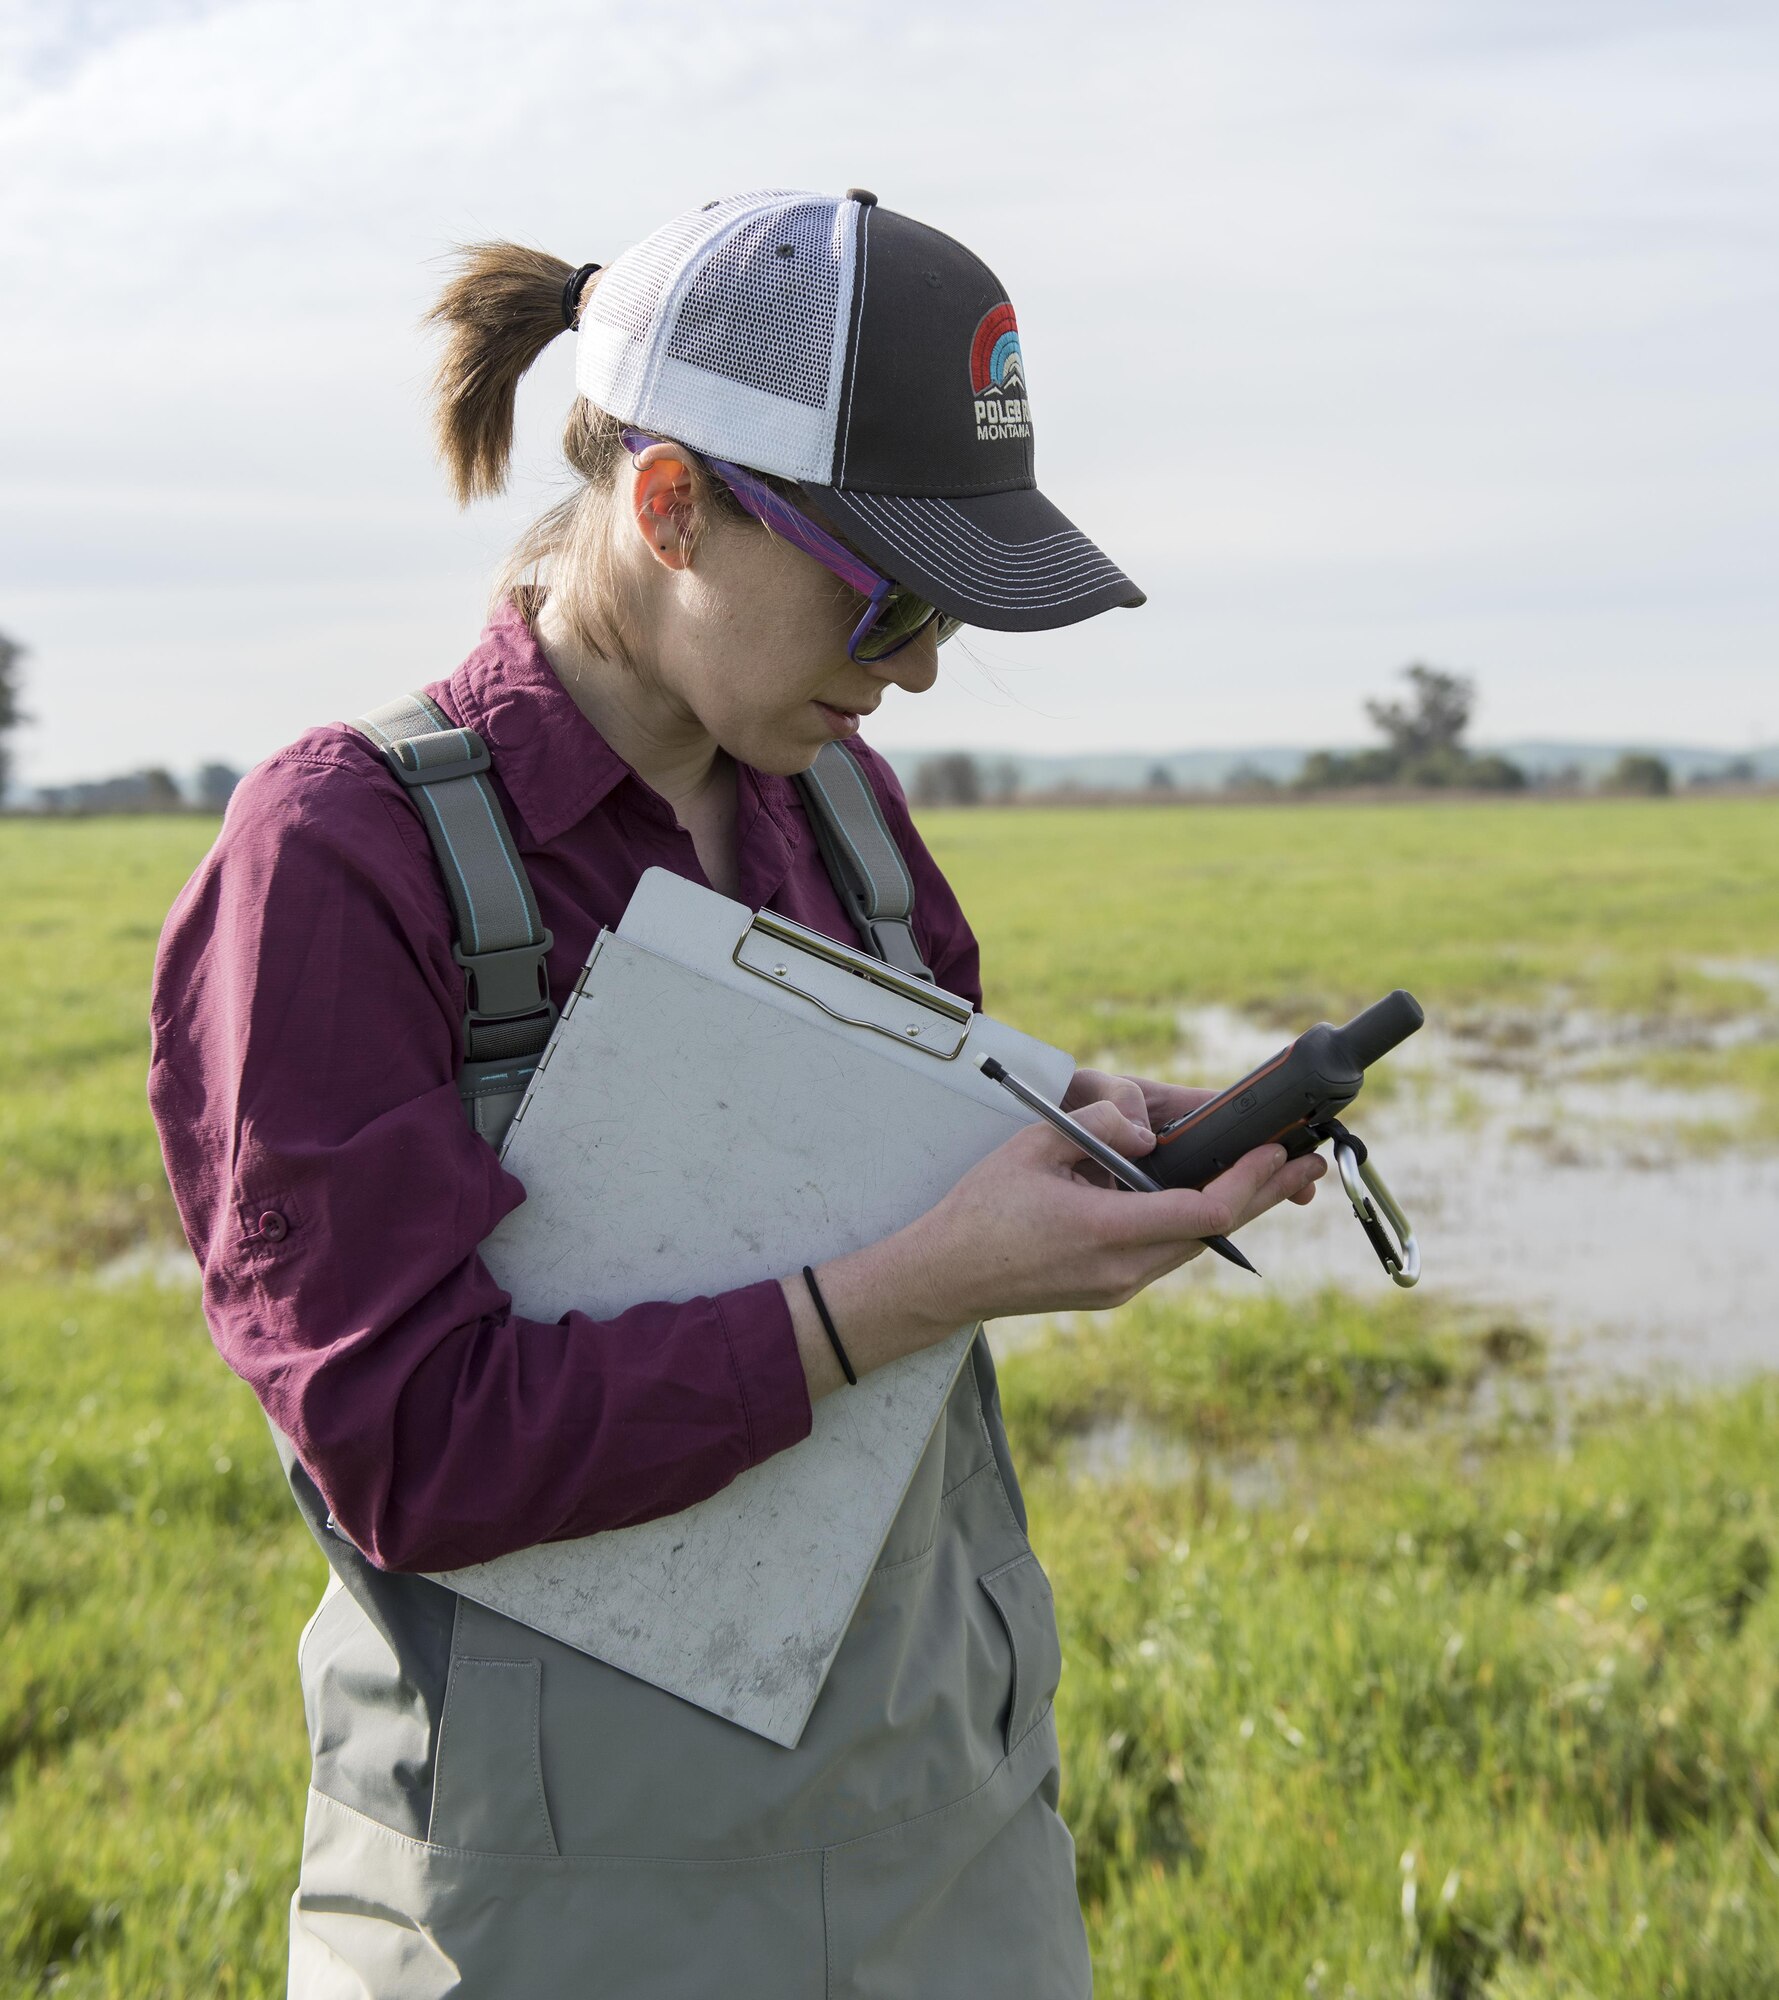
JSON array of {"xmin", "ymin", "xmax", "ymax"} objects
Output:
[
  {"xmin": 446, "ymin": 599, "xmax": 641, "ymax": 848},
  {"xmin": 445, "ymin": 599, "xmax": 807, "ymax": 858}
]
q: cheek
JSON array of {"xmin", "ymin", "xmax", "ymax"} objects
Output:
[
  {"xmin": 682, "ymin": 530, "xmax": 862, "ymax": 753},
  {"xmin": 725, "ymin": 557, "xmax": 856, "ymax": 689}
]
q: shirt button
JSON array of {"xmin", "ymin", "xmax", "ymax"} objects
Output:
[{"xmin": 258, "ymin": 1210, "xmax": 289, "ymax": 1243}]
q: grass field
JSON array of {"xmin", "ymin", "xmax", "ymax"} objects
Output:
[
  {"xmin": 922, "ymin": 795, "xmax": 1779, "ymax": 1135},
  {"xmin": 3, "ymin": 803, "xmax": 1776, "ymax": 1996}
]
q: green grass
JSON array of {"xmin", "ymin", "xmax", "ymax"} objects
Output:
[
  {"xmin": 918, "ymin": 796, "xmax": 1779, "ymax": 1086},
  {"xmin": 997, "ymin": 1286, "xmax": 1544, "ymax": 1470},
  {"xmin": 0, "ymin": 820, "xmax": 215, "ymax": 1277},
  {"xmin": 3, "ymin": 1275, "xmax": 1771, "ymax": 1996},
  {"xmin": 1018, "ymin": 1378, "xmax": 1779, "ymax": 1998},
  {"xmin": 0, "ymin": 1280, "xmax": 317, "ymax": 1994},
  {"xmin": 2, "ymin": 804, "xmax": 1775, "ymax": 1995}
]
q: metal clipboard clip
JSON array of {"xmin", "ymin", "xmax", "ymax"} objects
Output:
[{"xmin": 733, "ymin": 909, "xmax": 974, "ymax": 1059}]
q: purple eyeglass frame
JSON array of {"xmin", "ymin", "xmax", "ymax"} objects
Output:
[{"xmin": 619, "ymin": 427, "xmax": 958, "ymax": 664}]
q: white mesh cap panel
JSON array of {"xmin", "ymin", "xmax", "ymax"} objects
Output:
[
  {"xmin": 576, "ymin": 190, "xmax": 855, "ymax": 484},
  {"xmin": 664, "ymin": 202, "xmax": 844, "ymax": 410},
  {"xmin": 577, "ymin": 191, "xmax": 790, "ymax": 433}
]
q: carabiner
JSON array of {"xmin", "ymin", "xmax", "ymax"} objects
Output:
[{"xmin": 1333, "ymin": 1139, "xmax": 1420, "ymax": 1288}]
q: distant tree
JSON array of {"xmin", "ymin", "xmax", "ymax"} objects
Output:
[
  {"xmin": 1604, "ymin": 752, "xmax": 1671, "ymax": 797},
  {"xmin": 1298, "ymin": 663, "xmax": 1524, "ymax": 791},
  {"xmin": 37, "ymin": 767, "xmax": 185, "ymax": 814},
  {"xmin": 912, "ymin": 753, "xmax": 983, "ymax": 807},
  {"xmin": 1535, "ymin": 762, "xmax": 1585, "ymax": 792},
  {"xmin": 1293, "ymin": 746, "xmax": 1397, "ymax": 791},
  {"xmin": 1688, "ymin": 756, "xmax": 1756, "ymax": 789},
  {"xmin": 196, "ymin": 763, "xmax": 242, "ymax": 812},
  {"xmin": 1145, "ymin": 763, "xmax": 1175, "ymax": 792},
  {"xmin": 986, "ymin": 758, "xmax": 1023, "ymax": 803},
  {"xmin": 0, "ymin": 628, "xmax": 27, "ymax": 804},
  {"xmin": 1223, "ymin": 761, "xmax": 1281, "ymax": 795},
  {"xmin": 1463, "ymin": 754, "xmax": 1528, "ymax": 793},
  {"xmin": 1364, "ymin": 664, "xmax": 1474, "ymax": 764}
]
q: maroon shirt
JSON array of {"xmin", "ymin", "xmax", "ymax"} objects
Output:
[{"xmin": 148, "ymin": 601, "xmax": 982, "ymax": 1573}]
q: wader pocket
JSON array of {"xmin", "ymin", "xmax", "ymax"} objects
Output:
[
  {"xmin": 979, "ymin": 1551, "xmax": 1063, "ymax": 1753},
  {"xmin": 428, "ymin": 1656, "xmax": 558, "ymax": 1856}
]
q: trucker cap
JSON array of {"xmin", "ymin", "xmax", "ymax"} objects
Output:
[{"xmin": 575, "ymin": 187, "xmax": 1145, "ymax": 634}]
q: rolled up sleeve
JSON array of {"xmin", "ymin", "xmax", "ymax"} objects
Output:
[{"xmin": 149, "ymin": 748, "xmax": 812, "ymax": 1574}]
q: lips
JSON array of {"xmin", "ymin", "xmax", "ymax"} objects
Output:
[
  {"xmin": 814, "ymin": 697, "xmax": 879, "ymax": 723},
  {"xmin": 813, "ymin": 698, "xmax": 875, "ymax": 738}
]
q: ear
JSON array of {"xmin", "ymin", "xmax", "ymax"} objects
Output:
[{"xmin": 629, "ymin": 443, "xmax": 702, "ymax": 571}]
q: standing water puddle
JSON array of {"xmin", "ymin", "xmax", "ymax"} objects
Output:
[{"xmin": 1144, "ymin": 989, "xmax": 1779, "ymax": 1387}]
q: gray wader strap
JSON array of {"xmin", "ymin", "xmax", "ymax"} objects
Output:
[
  {"xmin": 794, "ymin": 742, "xmax": 933, "ymax": 980},
  {"xmin": 350, "ymin": 707, "xmax": 925, "ymax": 1138},
  {"xmin": 350, "ymin": 693, "xmax": 555, "ymax": 1149}
]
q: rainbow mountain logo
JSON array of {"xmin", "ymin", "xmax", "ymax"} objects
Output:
[{"xmin": 969, "ymin": 302, "xmax": 1031, "ymax": 443}]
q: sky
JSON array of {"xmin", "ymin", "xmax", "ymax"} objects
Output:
[{"xmin": 1, "ymin": 0, "xmax": 1775, "ymax": 787}]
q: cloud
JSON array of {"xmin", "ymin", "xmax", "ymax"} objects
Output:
[{"xmin": 1, "ymin": 0, "xmax": 1775, "ymax": 781}]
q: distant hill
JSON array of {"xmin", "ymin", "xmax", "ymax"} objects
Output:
[{"xmin": 881, "ymin": 741, "xmax": 1779, "ymax": 794}]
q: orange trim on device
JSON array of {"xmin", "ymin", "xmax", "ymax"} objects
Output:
[{"xmin": 1152, "ymin": 1039, "xmax": 1299, "ymax": 1148}]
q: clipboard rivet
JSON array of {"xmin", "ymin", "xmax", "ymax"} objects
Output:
[
  {"xmin": 905, "ymin": 1024, "xmax": 922, "ymax": 1036},
  {"xmin": 773, "ymin": 964, "xmax": 789, "ymax": 977}
]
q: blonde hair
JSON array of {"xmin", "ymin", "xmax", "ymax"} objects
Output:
[{"xmin": 423, "ymin": 240, "xmax": 795, "ymax": 668}]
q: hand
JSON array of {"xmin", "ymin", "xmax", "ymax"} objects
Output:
[
  {"xmin": 893, "ymin": 1098, "xmax": 1325, "ymax": 1328},
  {"xmin": 785, "ymin": 1095, "xmax": 1327, "ymax": 1400},
  {"xmin": 1062, "ymin": 1065, "xmax": 1321, "ymax": 1206}
]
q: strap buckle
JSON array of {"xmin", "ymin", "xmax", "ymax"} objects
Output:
[
  {"xmin": 863, "ymin": 916, "xmax": 933, "ymax": 981},
  {"xmin": 388, "ymin": 729, "xmax": 491, "ymax": 787},
  {"xmin": 453, "ymin": 935, "xmax": 556, "ymax": 1021}
]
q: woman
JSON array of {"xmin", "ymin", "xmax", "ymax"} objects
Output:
[{"xmin": 150, "ymin": 189, "xmax": 1323, "ymax": 1997}]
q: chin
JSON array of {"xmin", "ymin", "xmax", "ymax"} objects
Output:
[
  {"xmin": 756, "ymin": 745, "xmax": 827, "ymax": 778},
  {"xmin": 722, "ymin": 730, "xmax": 827, "ymax": 779}
]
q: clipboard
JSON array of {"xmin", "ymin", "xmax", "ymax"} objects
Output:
[{"xmin": 430, "ymin": 868, "xmax": 1072, "ymax": 1747}]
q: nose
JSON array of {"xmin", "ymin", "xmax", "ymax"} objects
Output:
[{"xmin": 871, "ymin": 629, "xmax": 940, "ymax": 696}]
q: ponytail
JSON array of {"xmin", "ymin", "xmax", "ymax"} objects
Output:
[
  {"xmin": 422, "ymin": 237, "xmax": 795, "ymax": 667},
  {"xmin": 424, "ymin": 243, "xmax": 588, "ymax": 505}
]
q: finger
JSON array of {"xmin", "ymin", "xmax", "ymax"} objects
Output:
[
  {"xmin": 1095, "ymin": 1147, "xmax": 1325, "ymax": 1258},
  {"xmin": 1062, "ymin": 1068, "xmax": 1153, "ymax": 1143},
  {"xmin": 1103, "ymin": 1140, "xmax": 1313, "ymax": 1247},
  {"xmin": 1235, "ymin": 1152, "xmax": 1327, "ymax": 1223},
  {"xmin": 1015, "ymin": 1095, "xmax": 1154, "ymax": 1175},
  {"xmin": 1085, "ymin": 1175, "xmax": 1246, "ymax": 1249},
  {"xmin": 1201, "ymin": 1141, "xmax": 1294, "ymax": 1220},
  {"xmin": 1140, "ymin": 1083, "xmax": 1220, "ymax": 1125}
]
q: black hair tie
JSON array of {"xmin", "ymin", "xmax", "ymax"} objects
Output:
[
  {"xmin": 561, "ymin": 262, "xmax": 603, "ymax": 330},
  {"xmin": 802, "ymin": 1266, "xmax": 857, "ymax": 1386}
]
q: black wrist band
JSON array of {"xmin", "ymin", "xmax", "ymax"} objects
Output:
[{"xmin": 802, "ymin": 1266, "xmax": 857, "ymax": 1386}]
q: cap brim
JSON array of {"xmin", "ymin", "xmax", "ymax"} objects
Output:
[{"xmin": 797, "ymin": 482, "xmax": 1145, "ymax": 634}]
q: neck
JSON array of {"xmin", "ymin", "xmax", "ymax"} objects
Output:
[{"xmin": 535, "ymin": 598, "xmax": 726, "ymax": 821}]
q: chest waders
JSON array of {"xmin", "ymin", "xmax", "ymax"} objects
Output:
[{"xmin": 279, "ymin": 697, "xmax": 1091, "ymax": 1998}]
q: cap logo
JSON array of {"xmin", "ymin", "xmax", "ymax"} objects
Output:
[{"xmin": 969, "ymin": 302, "xmax": 1030, "ymax": 444}]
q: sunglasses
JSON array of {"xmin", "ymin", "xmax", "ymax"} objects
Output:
[{"xmin": 620, "ymin": 428, "xmax": 963, "ymax": 665}]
